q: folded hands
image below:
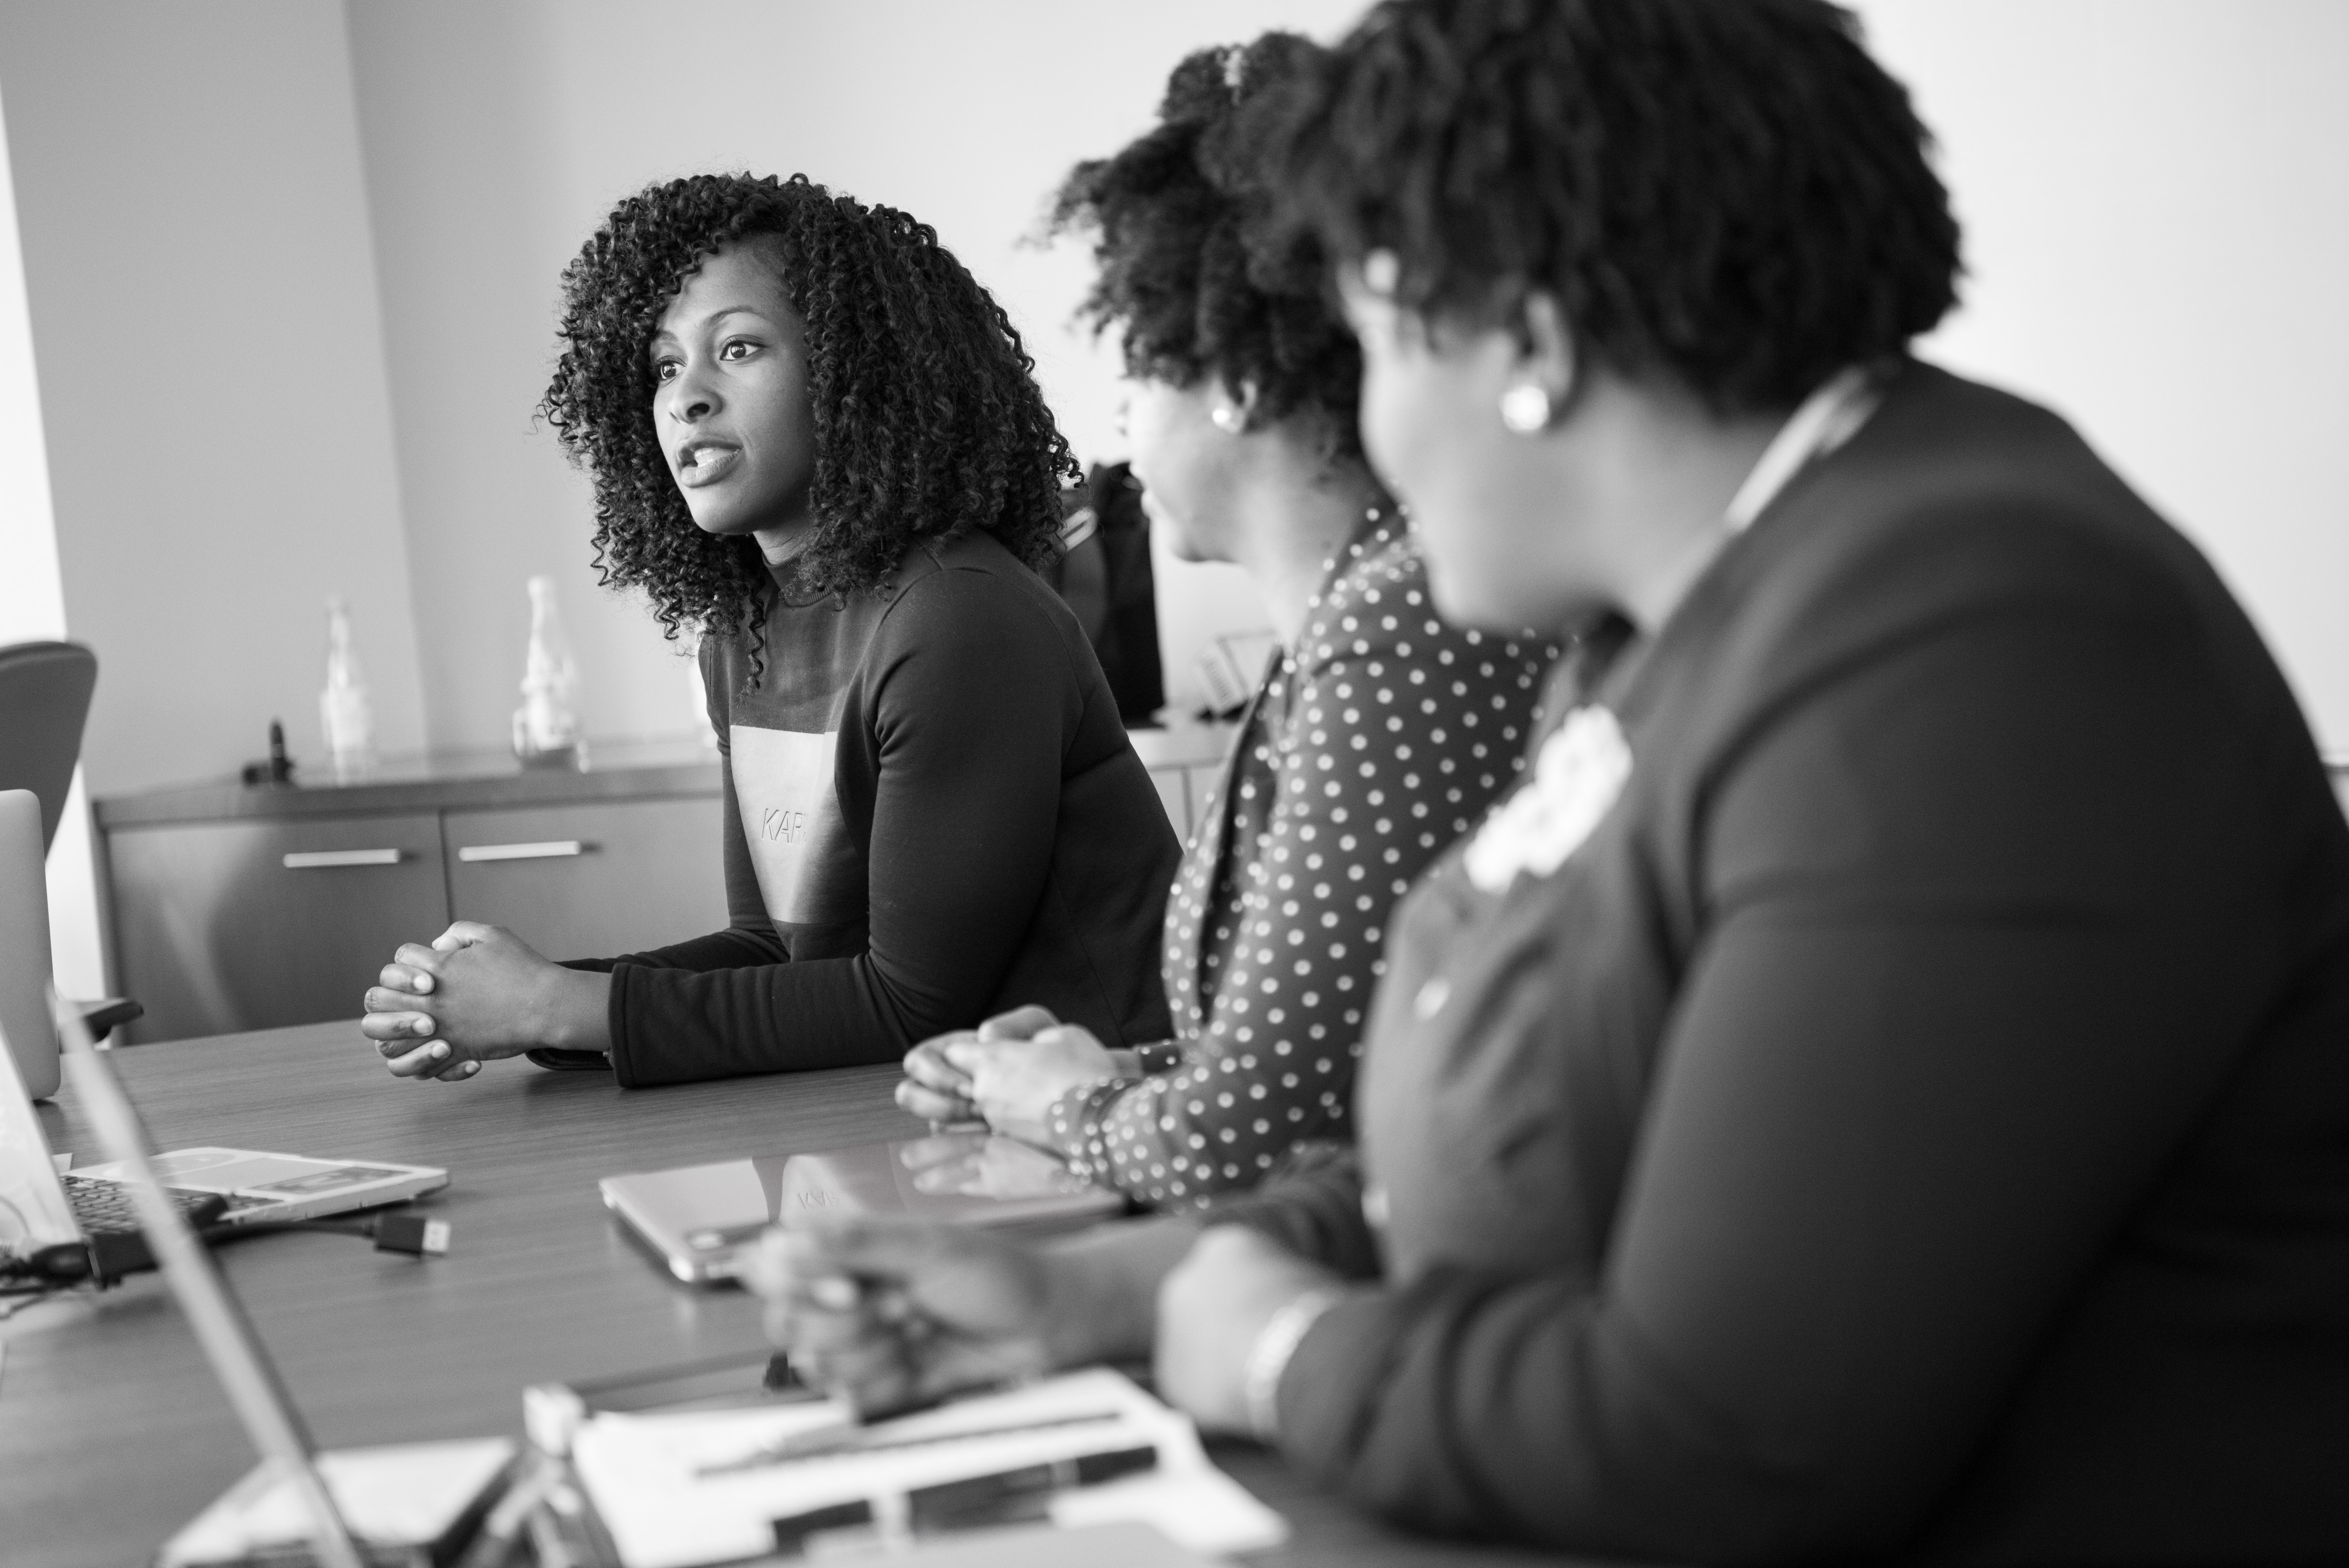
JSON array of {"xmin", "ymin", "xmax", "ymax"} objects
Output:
[
  {"xmin": 895, "ymin": 1004, "xmax": 1134, "ymax": 1144},
  {"xmin": 358, "ymin": 921, "xmax": 610, "ymax": 1083}
]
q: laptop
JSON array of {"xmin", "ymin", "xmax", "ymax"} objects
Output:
[
  {"xmin": 0, "ymin": 1025, "xmax": 451, "ymax": 1266},
  {"xmin": 0, "ymin": 796, "xmax": 448, "ymax": 1266},
  {"xmin": 602, "ymin": 1131, "xmax": 1126, "ymax": 1285},
  {"xmin": 52, "ymin": 996, "xmax": 512, "ymax": 1568}
]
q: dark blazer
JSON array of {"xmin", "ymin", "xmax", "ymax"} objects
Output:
[{"xmin": 1220, "ymin": 363, "xmax": 2349, "ymax": 1562}]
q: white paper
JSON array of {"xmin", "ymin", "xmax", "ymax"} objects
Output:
[
  {"xmin": 1050, "ymin": 1468, "xmax": 1289, "ymax": 1556},
  {"xmin": 569, "ymin": 1368, "xmax": 1285, "ymax": 1568}
]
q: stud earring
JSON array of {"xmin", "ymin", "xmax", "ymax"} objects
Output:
[
  {"xmin": 1499, "ymin": 381, "xmax": 1553, "ymax": 435},
  {"xmin": 1210, "ymin": 405, "xmax": 1245, "ymax": 435}
]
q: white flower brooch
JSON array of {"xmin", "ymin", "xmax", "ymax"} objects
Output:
[{"xmin": 1463, "ymin": 706, "xmax": 1633, "ymax": 894}]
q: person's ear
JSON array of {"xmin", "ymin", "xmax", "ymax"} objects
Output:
[
  {"xmin": 1337, "ymin": 252, "xmax": 1408, "ymax": 358},
  {"xmin": 1210, "ymin": 378, "xmax": 1262, "ymax": 435},
  {"xmin": 1499, "ymin": 292, "xmax": 1577, "ymax": 436}
]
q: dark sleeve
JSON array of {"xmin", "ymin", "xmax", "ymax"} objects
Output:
[
  {"xmin": 537, "ymin": 732, "xmax": 787, "ymax": 1070},
  {"xmin": 1039, "ymin": 604, "xmax": 1551, "ymax": 1206},
  {"xmin": 604, "ymin": 571, "xmax": 1081, "ymax": 1085},
  {"xmin": 1269, "ymin": 594, "xmax": 2271, "ymax": 1558},
  {"xmin": 1204, "ymin": 1143, "xmax": 1385, "ymax": 1280}
]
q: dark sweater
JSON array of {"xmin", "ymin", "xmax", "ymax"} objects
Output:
[
  {"xmin": 1216, "ymin": 363, "xmax": 2349, "ymax": 1562},
  {"xmin": 573, "ymin": 531, "xmax": 1177, "ymax": 1087}
]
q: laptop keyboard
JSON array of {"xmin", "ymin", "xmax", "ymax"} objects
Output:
[{"xmin": 63, "ymin": 1175, "xmax": 229, "ymax": 1233}]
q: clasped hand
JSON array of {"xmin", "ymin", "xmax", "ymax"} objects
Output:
[
  {"xmin": 896, "ymin": 1004, "xmax": 1126, "ymax": 1144},
  {"xmin": 358, "ymin": 921, "xmax": 595, "ymax": 1082}
]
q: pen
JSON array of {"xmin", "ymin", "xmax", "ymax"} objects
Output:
[
  {"xmin": 697, "ymin": 1408, "xmax": 1125, "ymax": 1478},
  {"xmin": 907, "ymin": 1443, "xmax": 1160, "ymax": 1533}
]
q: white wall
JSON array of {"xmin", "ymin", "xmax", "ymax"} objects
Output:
[
  {"xmin": 0, "ymin": 79, "xmax": 60, "ymax": 648},
  {"xmin": 1853, "ymin": 0, "xmax": 2349, "ymax": 756},
  {"xmin": 341, "ymin": 0, "xmax": 2349, "ymax": 749},
  {"xmin": 343, "ymin": 0, "xmax": 1363, "ymax": 740},
  {"xmin": 0, "ymin": 73, "xmax": 102, "ymax": 998},
  {"xmin": 0, "ymin": 0, "xmax": 428, "ymax": 796}
]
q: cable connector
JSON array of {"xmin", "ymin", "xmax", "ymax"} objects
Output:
[
  {"xmin": 370, "ymin": 1213, "xmax": 451, "ymax": 1257},
  {"xmin": 198, "ymin": 1209, "xmax": 454, "ymax": 1259},
  {"xmin": 0, "ymin": 1231, "xmax": 159, "ymax": 1286}
]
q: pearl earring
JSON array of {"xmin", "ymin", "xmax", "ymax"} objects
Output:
[
  {"xmin": 1499, "ymin": 381, "xmax": 1552, "ymax": 435},
  {"xmin": 1210, "ymin": 405, "xmax": 1244, "ymax": 435}
]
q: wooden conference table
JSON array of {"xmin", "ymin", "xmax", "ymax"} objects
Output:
[{"xmin": 1, "ymin": 1023, "xmax": 1601, "ymax": 1568}]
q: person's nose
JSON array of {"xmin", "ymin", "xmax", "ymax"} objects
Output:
[{"xmin": 665, "ymin": 360, "xmax": 720, "ymax": 426}]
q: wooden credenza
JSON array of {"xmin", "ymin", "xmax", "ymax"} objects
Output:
[{"xmin": 95, "ymin": 725, "xmax": 1235, "ymax": 1045}]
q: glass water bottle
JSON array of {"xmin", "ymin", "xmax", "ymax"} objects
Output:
[
  {"xmin": 319, "ymin": 594, "xmax": 376, "ymax": 781},
  {"xmin": 512, "ymin": 575, "xmax": 583, "ymax": 768}
]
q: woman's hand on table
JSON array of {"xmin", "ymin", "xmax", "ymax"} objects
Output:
[
  {"xmin": 913, "ymin": 1005, "xmax": 1124, "ymax": 1145},
  {"xmin": 357, "ymin": 921, "xmax": 608, "ymax": 1082},
  {"xmin": 896, "ymin": 1005, "xmax": 1125, "ymax": 1136},
  {"xmin": 897, "ymin": 1032, "xmax": 982, "ymax": 1124},
  {"xmin": 1154, "ymin": 1224, "xmax": 1350, "ymax": 1435},
  {"xmin": 743, "ymin": 1219, "xmax": 1066, "ymax": 1416}
]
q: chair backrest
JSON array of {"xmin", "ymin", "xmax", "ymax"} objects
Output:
[{"xmin": 0, "ymin": 641, "xmax": 98, "ymax": 852}]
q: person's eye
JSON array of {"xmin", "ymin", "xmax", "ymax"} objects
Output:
[
  {"xmin": 719, "ymin": 337, "xmax": 760, "ymax": 362},
  {"xmin": 651, "ymin": 358, "xmax": 681, "ymax": 384}
]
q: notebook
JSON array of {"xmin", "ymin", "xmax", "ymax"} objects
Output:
[
  {"xmin": 563, "ymin": 1366, "xmax": 1282, "ymax": 1567},
  {"xmin": 600, "ymin": 1130, "xmax": 1125, "ymax": 1285}
]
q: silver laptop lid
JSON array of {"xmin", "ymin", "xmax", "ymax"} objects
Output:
[
  {"xmin": 53, "ymin": 991, "xmax": 367, "ymax": 1568},
  {"xmin": 0, "ymin": 790, "xmax": 59, "ymax": 1101},
  {"xmin": 602, "ymin": 1132, "xmax": 1125, "ymax": 1283}
]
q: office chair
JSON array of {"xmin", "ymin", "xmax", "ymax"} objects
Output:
[
  {"xmin": 0, "ymin": 640, "xmax": 141, "ymax": 1042},
  {"xmin": 0, "ymin": 640, "xmax": 96, "ymax": 851}
]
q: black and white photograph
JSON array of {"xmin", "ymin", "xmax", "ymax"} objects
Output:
[{"xmin": 2, "ymin": 2, "xmax": 2344, "ymax": 1564}]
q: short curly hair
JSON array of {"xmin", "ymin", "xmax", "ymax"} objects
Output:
[
  {"xmin": 542, "ymin": 173, "xmax": 1077, "ymax": 659},
  {"xmin": 1269, "ymin": 0, "xmax": 1962, "ymax": 413},
  {"xmin": 1052, "ymin": 34, "xmax": 1365, "ymax": 458}
]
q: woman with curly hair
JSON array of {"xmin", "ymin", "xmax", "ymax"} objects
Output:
[
  {"xmin": 896, "ymin": 34, "xmax": 1555, "ymax": 1208},
  {"xmin": 359, "ymin": 173, "xmax": 1178, "ymax": 1088},
  {"xmin": 751, "ymin": 1, "xmax": 2349, "ymax": 1558}
]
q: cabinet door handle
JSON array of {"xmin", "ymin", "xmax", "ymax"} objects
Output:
[
  {"xmin": 282, "ymin": 848, "xmax": 405, "ymax": 869},
  {"xmin": 456, "ymin": 840, "xmax": 588, "ymax": 863}
]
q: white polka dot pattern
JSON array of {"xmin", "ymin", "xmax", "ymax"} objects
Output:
[{"xmin": 1042, "ymin": 517, "xmax": 1561, "ymax": 1209}]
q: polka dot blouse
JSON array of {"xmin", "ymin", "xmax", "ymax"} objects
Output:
[{"xmin": 1044, "ymin": 515, "xmax": 1561, "ymax": 1209}]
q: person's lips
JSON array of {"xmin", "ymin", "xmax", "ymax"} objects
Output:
[{"xmin": 675, "ymin": 439, "xmax": 743, "ymax": 487}]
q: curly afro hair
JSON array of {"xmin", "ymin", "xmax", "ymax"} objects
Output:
[
  {"xmin": 1052, "ymin": 34, "xmax": 1365, "ymax": 458},
  {"xmin": 1268, "ymin": 0, "xmax": 1963, "ymax": 414},
  {"xmin": 542, "ymin": 173, "xmax": 1078, "ymax": 660}
]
